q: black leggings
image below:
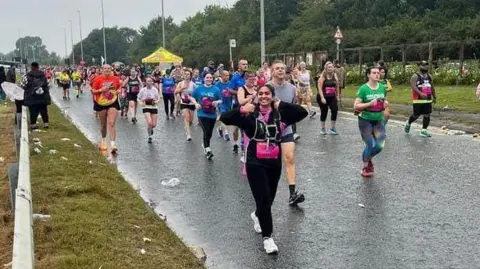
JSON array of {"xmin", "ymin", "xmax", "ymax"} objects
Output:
[
  {"xmin": 29, "ymin": 104, "xmax": 49, "ymax": 125},
  {"xmin": 198, "ymin": 117, "xmax": 216, "ymax": 148},
  {"xmin": 162, "ymin": 93, "xmax": 175, "ymax": 116},
  {"xmin": 317, "ymin": 95, "xmax": 338, "ymax": 121},
  {"xmin": 246, "ymin": 163, "xmax": 281, "ymax": 238}
]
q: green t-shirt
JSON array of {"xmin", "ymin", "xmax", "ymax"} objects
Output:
[{"xmin": 356, "ymin": 83, "xmax": 387, "ymax": 121}]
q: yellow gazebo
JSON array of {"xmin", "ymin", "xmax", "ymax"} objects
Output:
[{"xmin": 141, "ymin": 47, "xmax": 183, "ymax": 64}]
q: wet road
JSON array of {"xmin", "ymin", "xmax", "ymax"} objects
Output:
[{"xmin": 51, "ymin": 87, "xmax": 480, "ymax": 269}]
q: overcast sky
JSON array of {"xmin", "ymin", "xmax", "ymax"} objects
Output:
[{"xmin": 0, "ymin": 0, "xmax": 237, "ymax": 55}]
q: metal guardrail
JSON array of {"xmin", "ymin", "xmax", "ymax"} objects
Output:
[{"xmin": 11, "ymin": 106, "xmax": 35, "ymax": 269}]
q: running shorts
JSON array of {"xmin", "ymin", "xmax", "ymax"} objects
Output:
[
  {"xmin": 142, "ymin": 108, "xmax": 158, "ymax": 114},
  {"xmin": 413, "ymin": 103, "xmax": 432, "ymax": 115},
  {"xmin": 180, "ymin": 104, "xmax": 196, "ymax": 111},
  {"xmin": 93, "ymin": 101, "xmax": 120, "ymax": 112},
  {"xmin": 127, "ymin": 93, "xmax": 139, "ymax": 102}
]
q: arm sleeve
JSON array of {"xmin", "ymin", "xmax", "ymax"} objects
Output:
[
  {"xmin": 219, "ymin": 108, "xmax": 250, "ymax": 129},
  {"xmin": 278, "ymin": 102, "xmax": 308, "ymax": 126}
]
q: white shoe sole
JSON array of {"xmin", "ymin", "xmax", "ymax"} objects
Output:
[{"xmin": 250, "ymin": 212, "xmax": 262, "ymax": 234}]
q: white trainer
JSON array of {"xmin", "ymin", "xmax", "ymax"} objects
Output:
[
  {"xmin": 263, "ymin": 237, "xmax": 278, "ymax": 254},
  {"xmin": 250, "ymin": 211, "xmax": 262, "ymax": 234}
]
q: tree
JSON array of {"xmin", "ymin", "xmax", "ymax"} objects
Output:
[{"xmin": 71, "ymin": 27, "xmax": 138, "ymax": 65}]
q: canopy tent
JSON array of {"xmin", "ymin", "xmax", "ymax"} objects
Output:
[{"xmin": 141, "ymin": 47, "xmax": 183, "ymax": 64}]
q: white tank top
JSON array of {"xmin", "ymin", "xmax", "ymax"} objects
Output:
[
  {"xmin": 299, "ymin": 71, "xmax": 310, "ymax": 87},
  {"xmin": 180, "ymin": 80, "xmax": 196, "ymax": 104}
]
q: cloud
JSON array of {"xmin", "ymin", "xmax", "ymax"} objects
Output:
[{"xmin": 0, "ymin": 0, "xmax": 237, "ymax": 55}]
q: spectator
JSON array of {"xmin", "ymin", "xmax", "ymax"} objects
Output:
[
  {"xmin": 6, "ymin": 65, "xmax": 16, "ymax": 83},
  {"xmin": 21, "ymin": 62, "xmax": 51, "ymax": 129},
  {"xmin": 0, "ymin": 67, "xmax": 6, "ymax": 104}
]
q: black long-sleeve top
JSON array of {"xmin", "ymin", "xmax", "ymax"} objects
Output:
[{"xmin": 220, "ymin": 101, "xmax": 308, "ymax": 168}]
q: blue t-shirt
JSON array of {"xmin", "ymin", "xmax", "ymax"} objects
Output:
[
  {"xmin": 228, "ymin": 71, "xmax": 245, "ymax": 107},
  {"xmin": 215, "ymin": 81, "xmax": 232, "ymax": 112},
  {"xmin": 192, "ymin": 77, "xmax": 202, "ymax": 87},
  {"xmin": 162, "ymin": 76, "xmax": 176, "ymax": 94},
  {"xmin": 192, "ymin": 85, "xmax": 222, "ymax": 119}
]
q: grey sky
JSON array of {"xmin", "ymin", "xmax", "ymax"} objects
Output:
[{"xmin": 0, "ymin": 0, "xmax": 238, "ymax": 56}]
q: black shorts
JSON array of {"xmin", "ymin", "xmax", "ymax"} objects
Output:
[
  {"xmin": 281, "ymin": 133, "xmax": 295, "ymax": 143},
  {"xmin": 180, "ymin": 104, "xmax": 196, "ymax": 111},
  {"xmin": 413, "ymin": 103, "xmax": 432, "ymax": 115},
  {"xmin": 142, "ymin": 108, "xmax": 158, "ymax": 114},
  {"xmin": 93, "ymin": 101, "xmax": 120, "ymax": 112},
  {"xmin": 127, "ymin": 93, "xmax": 139, "ymax": 102},
  {"xmin": 62, "ymin": 83, "xmax": 70, "ymax": 89}
]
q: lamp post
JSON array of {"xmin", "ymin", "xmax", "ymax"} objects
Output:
[
  {"xmin": 260, "ymin": 0, "xmax": 265, "ymax": 64},
  {"xmin": 161, "ymin": 0, "xmax": 165, "ymax": 47},
  {"xmin": 69, "ymin": 20, "xmax": 75, "ymax": 65},
  {"xmin": 77, "ymin": 10, "xmax": 84, "ymax": 62},
  {"xmin": 101, "ymin": 0, "xmax": 107, "ymax": 63}
]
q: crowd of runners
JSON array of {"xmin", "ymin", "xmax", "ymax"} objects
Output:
[{"xmin": 30, "ymin": 57, "xmax": 437, "ymax": 254}]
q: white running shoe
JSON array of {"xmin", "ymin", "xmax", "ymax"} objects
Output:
[
  {"xmin": 250, "ymin": 212, "xmax": 262, "ymax": 234},
  {"xmin": 263, "ymin": 238, "xmax": 278, "ymax": 254},
  {"xmin": 240, "ymin": 155, "xmax": 246, "ymax": 163}
]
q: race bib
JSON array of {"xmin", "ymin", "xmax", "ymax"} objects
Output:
[
  {"xmin": 325, "ymin": 87, "xmax": 336, "ymax": 96},
  {"xmin": 222, "ymin": 89, "xmax": 230, "ymax": 98},
  {"xmin": 131, "ymin": 86, "xmax": 140, "ymax": 93},
  {"xmin": 368, "ymin": 99, "xmax": 385, "ymax": 112},
  {"xmin": 201, "ymin": 97, "xmax": 215, "ymax": 113}
]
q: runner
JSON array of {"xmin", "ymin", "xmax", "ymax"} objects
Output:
[
  {"xmin": 219, "ymin": 84, "xmax": 308, "ymax": 254},
  {"xmin": 269, "ymin": 60, "xmax": 305, "ymax": 205},
  {"xmin": 285, "ymin": 68, "xmax": 301, "ymax": 141},
  {"xmin": 317, "ymin": 61, "xmax": 340, "ymax": 135},
  {"xmin": 175, "ymin": 69, "xmax": 197, "ymax": 141},
  {"xmin": 379, "ymin": 65, "xmax": 392, "ymax": 125},
  {"xmin": 257, "ymin": 68, "xmax": 267, "ymax": 87},
  {"xmin": 237, "ymin": 71, "xmax": 258, "ymax": 165},
  {"xmin": 152, "ymin": 66, "xmax": 162, "ymax": 90},
  {"xmin": 190, "ymin": 73, "xmax": 222, "ymax": 160},
  {"xmin": 296, "ymin": 61, "xmax": 316, "ymax": 118},
  {"xmin": 192, "ymin": 69, "xmax": 202, "ymax": 87},
  {"xmin": 91, "ymin": 64, "xmax": 122, "ymax": 154},
  {"xmin": 171, "ymin": 63, "xmax": 184, "ymax": 116},
  {"xmin": 119, "ymin": 73, "xmax": 129, "ymax": 119},
  {"xmin": 333, "ymin": 59, "xmax": 346, "ymax": 104},
  {"xmin": 123, "ymin": 68, "xmax": 143, "ymax": 124},
  {"xmin": 228, "ymin": 59, "xmax": 248, "ymax": 153},
  {"xmin": 215, "ymin": 70, "xmax": 234, "ymax": 141},
  {"xmin": 404, "ymin": 61, "xmax": 436, "ymax": 137},
  {"xmin": 354, "ymin": 66, "xmax": 388, "ymax": 177},
  {"xmin": 161, "ymin": 69, "xmax": 177, "ymax": 120},
  {"xmin": 71, "ymin": 67, "xmax": 83, "ymax": 98},
  {"xmin": 59, "ymin": 69, "xmax": 71, "ymax": 100},
  {"xmin": 138, "ymin": 77, "xmax": 160, "ymax": 143},
  {"xmin": 261, "ymin": 61, "xmax": 271, "ymax": 81}
]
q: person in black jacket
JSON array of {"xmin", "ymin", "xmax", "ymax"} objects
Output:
[
  {"xmin": 6, "ymin": 65, "xmax": 16, "ymax": 83},
  {"xmin": 220, "ymin": 84, "xmax": 308, "ymax": 254},
  {"xmin": 21, "ymin": 62, "xmax": 51, "ymax": 129},
  {"xmin": 0, "ymin": 66, "xmax": 6, "ymax": 103}
]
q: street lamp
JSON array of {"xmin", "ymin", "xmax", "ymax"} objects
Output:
[
  {"xmin": 77, "ymin": 10, "xmax": 84, "ymax": 62},
  {"xmin": 260, "ymin": 0, "xmax": 265, "ymax": 64},
  {"xmin": 64, "ymin": 28, "xmax": 68, "ymax": 63},
  {"xmin": 161, "ymin": 0, "xmax": 165, "ymax": 48},
  {"xmin": 101, "ymin": 0, "xmax": 107, "ymax": 64},
  {"xmin": 69, "ymin": 20, "xmax": 75, "ymax": 65}
]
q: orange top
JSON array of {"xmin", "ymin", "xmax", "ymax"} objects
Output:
[{"xmin": 92, "ymin": 74, "xmax": 121, "ymax": 106}]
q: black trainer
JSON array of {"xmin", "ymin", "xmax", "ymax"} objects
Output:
[
  {"xmin": 233, "ymin": 144, "xmax": 239, "ymax": 153},
  {"xmin": 288, "ymin": 191, "xmax": 305, "ymax": 206},
  {"xmin": 206, "ymin": 151, "xmax": 214, "ymax": 160}
]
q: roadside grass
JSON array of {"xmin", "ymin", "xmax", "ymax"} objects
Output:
[
  {"xmin": 0, "ymin": 104, "xmax": 15, "ymax": 266},
  {"xmin": 341, "ymin": 85, "xmax": 480, "ymax": 113},
  {"xmin": 29, "ymin": 105, "xmax": 204, "ymax": 269}
]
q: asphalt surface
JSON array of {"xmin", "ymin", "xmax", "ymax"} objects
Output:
[{"xmin": 50, "ymin": 86, "xmax": 480, "ymax": 269}]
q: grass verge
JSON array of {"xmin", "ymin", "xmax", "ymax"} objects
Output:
[
  {"xmin": 29, "ymin": 105, "xmax": 204, "ymax": 269},
  {"xmin": 342, "ymin": 85, "xmax": 480, "ymax": 113},
  {"xmin": 0, "ymin": 104, "xmax": 15, "ymax": 266}
]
